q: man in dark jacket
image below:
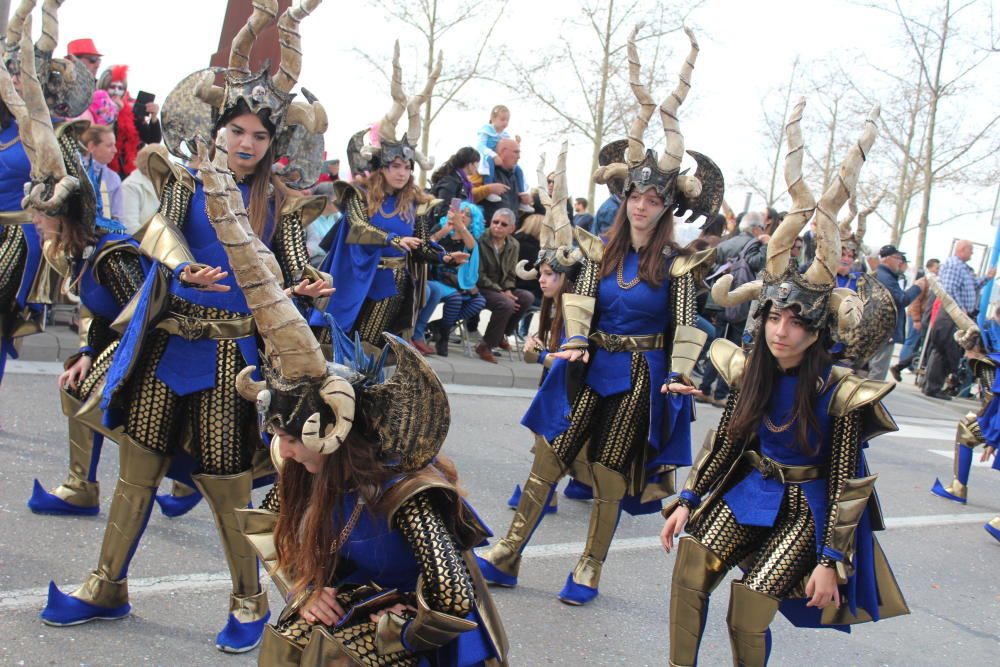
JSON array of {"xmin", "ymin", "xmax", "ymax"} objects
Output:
[
  {"xmin": 697, "ymin": 212, "xmax": 769, "ymax": 405},
  {"xmin": 869, "ymin": 245, "xmax": 922, "ymax": 381},
  {"xmin": 476, "ymin": 208, "xmax": 535, "ymax": 363},
  {"xmin": 481, "ymin": 139, "xmax": 530, "ymax": 224}
]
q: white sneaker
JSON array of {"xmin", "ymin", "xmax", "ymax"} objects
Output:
[
  {"xmin": 486, "ymin": 194, "xmax": 502, "ymax": 202},
  {"xmin": 518, "ymin": 203, "xmax": 534, "ymax": 213}
]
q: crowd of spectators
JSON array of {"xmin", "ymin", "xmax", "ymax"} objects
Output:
[{"xmin": 59, "ymin": 38, "xmax": 997, "ymax": 378}]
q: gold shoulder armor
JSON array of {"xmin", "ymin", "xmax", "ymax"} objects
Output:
[
  {"xmin": 280, "ymin": 194, "xmax": 327, "ymax": 228},
  {"xmin": 417, "ymin": 198, "xmax": 443, "ymax": 219},
  {"xmin": 573, "ymin": 227, "xmax": 605, "ymax": 263},
  {"xmin": 970, "ymin": 356, "xmax": 997, "ymax": 375},
  {"xmin": 332, "ymin": 180, "xmax": 360, "ymax": 209},
  {"xmin": 669, "ymin": 247, "xmax": 716, "ymax": 278},
  {"xmin": 90, "ymin": 239, "xmax": 140, "ymax": 286},
  {"xmin": 147, "ymin": 151, "xmax": 195, "ymax": 200},
  {"xmin": 828, "ymin": 370, "xmax": 894, "ymax": 417},
  {"xmin": 708, "ymin": 338, "xmax": 746, "ymax": 390}
]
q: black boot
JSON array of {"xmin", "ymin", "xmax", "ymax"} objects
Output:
[{"xmin": 434, "ymin": 320, "xmax": 450, "ymax": 357}]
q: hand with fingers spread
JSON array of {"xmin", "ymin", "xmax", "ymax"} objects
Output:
[
  {"xmin": 549, "ymin": 347, "xmax": 589, "ymax": 363},
  {"xmin": 180, "ymin": 264, "xmax": 231, "ymax": 292},
  {"xmin": 300, "ymin": 587, "xmax": 346, "ymax": 626},
  {"xmin": 982, "ymin": 446, "xmax": 996, "ymax": 463},
  {"xmin": 287, "ymin": 278, "xmax": 334, "ymax": 299}
]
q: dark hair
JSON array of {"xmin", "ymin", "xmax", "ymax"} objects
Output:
[
  {"xmin": 926, "ymin": 258, "xmax": 940, "ymax": 268},
  {"xmin": 727, "ymin": 303, "xmax": 832, "ymax": 455},
  {"xmin": 599, "ymin": 190, "xmax": 689, "ymax": 288},
  {"xmin": 430, "ymin": 147, "xmax": 480, "ymax": 185},
  {"xmin": 574, "ymin": 197, "xmax": 588, "ymax": 208},
  {"xmin": 0, "ymin": 99, "xmax": 12, "ymax": 130},
  {"xmin": 700, "ymin": 213, "xmax": 727, "ymax": 238},
  {"xmin": 537, "ymin": 267, "xmax": 574, "ymax": 353}
]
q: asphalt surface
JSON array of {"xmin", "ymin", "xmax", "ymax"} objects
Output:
[{"xmin": 0, "ymin": 364, "xmax": 998, "ymax": 666}]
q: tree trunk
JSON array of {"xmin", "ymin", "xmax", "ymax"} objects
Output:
[
  {"xmin": 419, "ymin": 0, "xmax": 438, "ymax": 189},
  {"xmin": 587, "ymin": 0, "xmax": 615, "ymax": 212}
]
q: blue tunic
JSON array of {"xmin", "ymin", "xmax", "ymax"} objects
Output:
[
  {"xmin": 77, "ymin": 233, "xmax": 146, "ymax": 324},
  {"xmin": 836, "ymin": 272, "xmax": 859, "ymax": 290},
  {"xmin": 334, "ymin": 481, "xmax": 501, "ymax": 666},
  {"xmin": 315, "ymin": 193, "xmax": 414, "ymax": 332}
]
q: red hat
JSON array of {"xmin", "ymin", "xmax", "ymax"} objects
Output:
[{"xmin": 66, "ymin": 38, "xmax": 102, "ymax": 57}]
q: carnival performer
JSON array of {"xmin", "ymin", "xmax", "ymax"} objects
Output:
[
  {"xmin": 476, "ymin": 26, "xmax": 724, "ymax": 605},
  {"xmin": 927, "ymin": 275, "xmax": 1000, "ymax": 542},
  {"xmin": 661, "ymin": 99, "xmax": 909, "ymax": 667},
  {"xmin": 189, "ymin": 132, "xmax": 508, "ymax": 666},
  {"xmin": 505, "ymin": 144, "xmax": 591, "ymax": 513},
  {"xmin": 0, "ymin": 0, "xmax": 92, "ymax": 392},
  {"xmin": 316, "ymin": 43, "xmax": 461, "ymax": 353},
  {"xmin": 40, "ymin": 2, "xmax": 331, "ymax": 654}
]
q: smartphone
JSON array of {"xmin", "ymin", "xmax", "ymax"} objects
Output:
[
  {"xmin": 450, "ymin": 197, "xmax": 462, "ymax": 213},
  {"xmin": 134, "ymin": 90, "xmax": 155, "ymax": 119}
]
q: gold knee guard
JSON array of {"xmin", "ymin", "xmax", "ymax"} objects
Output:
[
  {"xmin": 669, "ymin": 537, "xmax": 728, "ymax": 667},
  {"xmin": 480, "ymin": 438, "xmax": 566, "ymax": 578},
  {"xmin": 726, "ymin": 581, "xmax": 780, "ymax": 667},
  {"xmin": 74, "ymin": 436, "xmax": 170, "ymax": 608},
  {"xmin": 571, "ymin": 463, "xmax": 627, "ymax": 590},
  {"xmin": 192, "ymin": 470, "xmax": 269, "ymax": 623},
  {"xmin": 258, "ymin": 625, "xmax": 303, "ymax": 667}
]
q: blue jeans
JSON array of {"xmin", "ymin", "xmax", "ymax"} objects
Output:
[
  {"xmin": 414, "ymin": 282, "xmax": 451, "ymax": 341},
  {"xmin": 897, "ymin": 314, "xmax": 923, "ymax": 369}
]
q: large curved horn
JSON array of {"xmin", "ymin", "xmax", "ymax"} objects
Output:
[
  {"xmin": 35, "ymin": 0, "xmax": 61, "ymax": 54},
  {"xmin": 236, "ymin": 365, "xmax": 266, "ymax": 401},
  {"xmin": 765, "ymin": 98, "xmax": 815, "ymax": 276},
  {"xmin": 838, "ymin": 196, "xmax": 858, "ymax": 240},
  {"xmin": 5, "ymin": 0, "xmax": 34, "ymax": 53},
  {"xmin": 229, "ymin": 0, "xmax": 278, "ymax": 74},
  {"xmin": 593, "ymin": 163, "xmax": 628, "ymax": 185},
  {"xmin": 515, "ymin": 259, "xmax": 538, "ymax": 281},
  {"xmin": 193, "ymin": 68, "xmax": 225, "ymax": 108},
  {"xmin": 300, "ymin": 374, "xmax": 356, "ymax": 455},
  {"xmin": 548, "ymin": 141, "xmax": 572, "ymax": 248},
  {"xmin": 658, "ymin": 27, "xmax": 699, "ymax": 173},
  {"xmin": 828, "ymin": 288, "xmax": 863, "ymax": 337},
  {"xmin": 855, "ymin": 192, "xmax": 883, "ymax": 246},
  {"xmin": 534, "ymin": 151, "xmax": 551, "ymax": 207},
  {"xmin": 711, "ymin": 274, "xmax": 763, "ymax": 307},
  {"xmin": 273, "ymin": 0, "xmax": 321, "ymax": 94},
  {"xmin": 625, "ymin": 24, "xmax": 655, "ymax": 165},
  {"xmin": 378, "ymin": 41, "xmax": 406, "ymax": 142},
  {"xmin": 197, "ymin": 132, "xmax": 327, "ymax": 379},
  {"xmin": 926, "ymin": 274, "xmax": 978, "ymax": 333},
  {"xmin": 406, "ymin": 50, "xmax": 441, "ymax": 147},
  {"xmin": 285, "ymin": 87, "xmax": 327, "ymax": 134},
  {"xmin": 804, "ymin": 105, "xmax": 879, "ymax": 287}
]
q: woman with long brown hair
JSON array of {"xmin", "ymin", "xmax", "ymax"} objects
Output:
[
  {"xmin": 41, "ymin": 2, "xmax": 332, "ymax": 655},
  {"xmin": 660, "ymin": 100, "xmax": 908, "ymax": 667},
  {"xmin": 317, "ymin": 44, "xmax": 465, "ymax": 353},
  {"xmin": 476, "ymin": 27, "xmax": 722, "ymax": 605},
  {"xmin": 183, "ymin": 131, "xmax": 507, "ymax": 665}
]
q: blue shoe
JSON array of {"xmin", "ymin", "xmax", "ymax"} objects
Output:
[
  {"xmin": 557, "ymin": 573, "xmax": 598, "ymax": 606},
  {"xmin": 985, "ymin": 521, "xmax": 1000, "ymax": 544},
  {"xmin": 216, "ymin": 611, "xmax": 270, "ymax": 653},
  {"xmin": 28, "ymin": 480, "xmax": 99, "ymax": 516},
  {"xmin": 563, "ymin": 479, "xmax": 593, "ymax": 501},
  {"xmin": 930, "ymin": 478, "xmax": 967, "ymax": 504},
  {"xmin": 506, "ymin": 485, "xmax": 521, "ymax": 508},
  {"xmin": 39, "ymin": 581, "xmax": 131, "ymax": 626},
  {"xmin": 474, "ymin": 553, "xmax": 518, "ymax": 588},
  {"xmin": 154, "ymin": 490, "xmax": 203, "ymax": 518}
]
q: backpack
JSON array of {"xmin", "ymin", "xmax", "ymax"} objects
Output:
[{"xmin": 722, "ymin": 239, "xmax": 761, "ymax": 323}]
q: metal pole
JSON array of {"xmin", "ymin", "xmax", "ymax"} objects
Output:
[{"xmin": 741, "ymin": 192, "xmax": 752, "ymax": 216}]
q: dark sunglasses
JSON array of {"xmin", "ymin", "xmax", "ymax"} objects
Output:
[
  {"xmin": 80, "ymin": 55, "xmax": 101, "ymax": 64},
  {"xmin": 491, "ymin": 220, "xmax": 511, "ymax": 227}
]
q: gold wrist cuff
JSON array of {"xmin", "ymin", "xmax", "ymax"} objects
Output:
[
  {"xmin": 671, "ymin": 324, "xmax": 708, "ymax": 383},
  {"xmin": 562, "ymin": 293, "xmax": 595, "ymax": 343},
  {"xmin": 402, "ymin": 579, "xmax": 478, "ymax": 652}
]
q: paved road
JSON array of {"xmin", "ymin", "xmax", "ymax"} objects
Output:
[{"xmin": 0, "ymin": 367, "xmax": 998, "ymax": 666}]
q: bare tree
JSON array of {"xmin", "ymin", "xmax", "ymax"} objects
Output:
[
  {"xmin": 737, "ymin": 57, "xmax": 798, "ymax": 208},
  {"xmin": 866, "ymin": 0, "xmax": 1000, "ymax": 266},
  {"xmin": 486, "ymin": 0, "xmax": 698, "ymax": 210},
  {"xmin": 355, "ymin": 0, "xmax": 510, "ymax": 186}
]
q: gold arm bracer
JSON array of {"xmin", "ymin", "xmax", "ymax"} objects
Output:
[
  {"xmin": 826, "ymin": 474, "xmax": 878, "ymax": 582},
  {"xmin": 670, "ymin": 324, "xmax": 708, "ymax": 384},
  {"xmin": 376, "ymin": 577, "xmax": 477, "ymax": 655}
]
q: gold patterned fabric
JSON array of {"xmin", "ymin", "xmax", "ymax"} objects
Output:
[
  {"xmin": 550, "ymin": 353, "xmax": 651, "ymax": 473},
  {"xmin": 65, "ymin": 340, "xmax": 119, "ymax": 403},
  {"xmin": 0, "ymin": 224, "xmax": 27, "ymax": 319},
  {"xmin": 670, "ymin": 271, "xmax": 697, "ymax": 328},
  {"xmin": 819, "ymin": 411, "xmax": 862, "ymax": 566},
  {"xmin": 354, "ymin": 267, "xmax": 409, "ymax": 348},
  {"xmin": 271, "ymin": 208, "xmax": 311, "ymax": 286}
]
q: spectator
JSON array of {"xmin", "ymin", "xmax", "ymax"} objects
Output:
[
  {"xmin": 120, "ymin": 144, "xmax": 167, "ymax": 235},
  {"xmin": 514, "ymin": 213, "xmax": 543, "ymax": 335},
  {"xmin": 82, "ymin": 124, "xmax": 124, "ymax": 225},
  {"xmin": 892, "ymin": 258, "xmax": 941, "ymax": 380},
  {"xmin": 923, "ymin": 240, "xmax": 996, "ymax": 398},
  {"xmin": 480, "ymin": 139, "xmax": 529, "ymax": 224},
  {"xmin": 800, "ymin": 218, "xmax": 817, "ymax": 265},
  {"xmin": 869, "ymin": 245, "xmax": 922, "ymax": 382},
  {"xmin": 66, "ymin": 38, "xmax": 102, "ymax": 76},
  {"xmin": 94, "ymin": 65, "xmax": 162, "ymax": 176},
  {"xmin": 572, "ymin": 198, "xmax": 594, "ymax": 230},
  {"xmin": 476, "ymin": 208, "xmax": 535, "ymax": 363},
  {"xmin": 304, "ymin": 181, "xmax": 339, "ymax": 267},
  {"xmin": 592, "ymin": 190, "xmax": 621, "ymax": 237},
  {"xmin": 476, "ymin": 104, "xmax": 527, "ymax": 198},
  {"xmin": 430, "ymin": 147, "xmax": 481, "ymax": 208},
  {"xmin": 697, "ymin": 211, "xmax": 768, "ymax": 405},
  {"xmin": 412, "ymin": 202, "xmax": 484, "ymax": 356},
  {"xmin": 763, "ymin": 207, "xmax": 781, "ymax": 235},
  {"xmin": 834, "ymin": 242, "xmax": 861, "ymax": 289}
]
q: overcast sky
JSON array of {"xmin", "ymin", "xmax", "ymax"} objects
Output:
[{"xmin": 42, "ymin": 0, "xmax": 1000, "ymax": 269}]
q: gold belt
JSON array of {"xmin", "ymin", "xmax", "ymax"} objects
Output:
[
  {"xmin": 744, "ymin": 451, "xmax": 824, "ymax": 484},
  {"xmin": 590, "ymin": 330, "xmax": 664, "ymax": 353},
  {"xmin": 377, "ymin": 256, "xmax": 407, "ymax": 270},
  {"xmin": 156, "ymin": 313, "xmax": 255, "ymax": 341}
]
